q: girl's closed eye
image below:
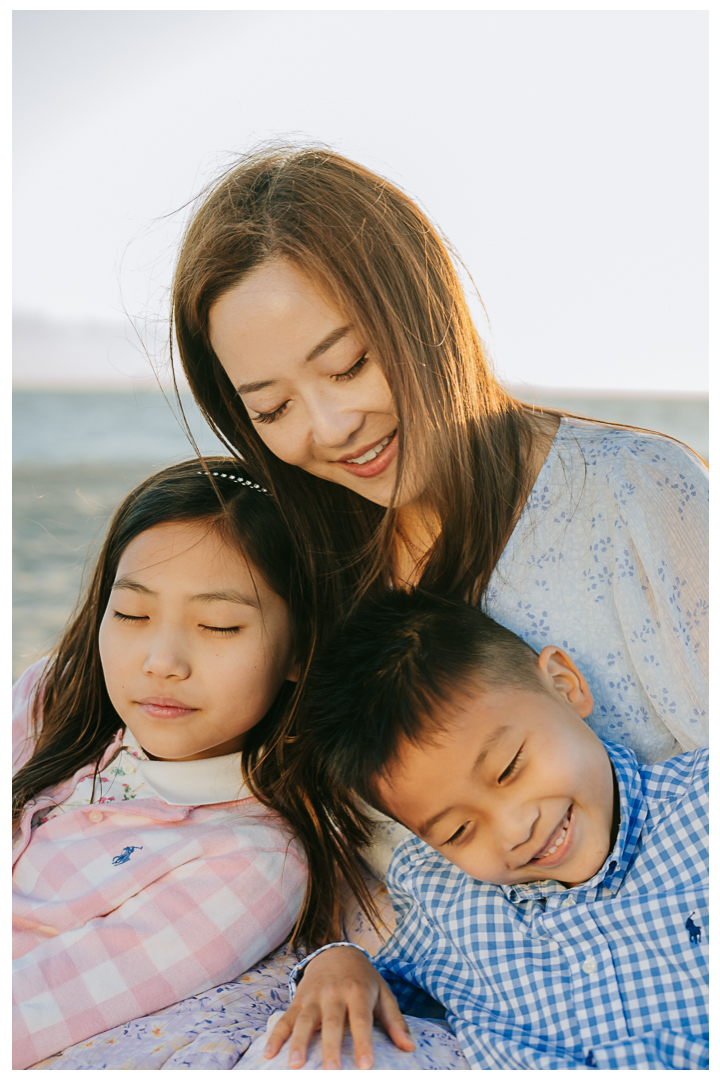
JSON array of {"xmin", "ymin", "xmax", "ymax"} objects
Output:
[
  {"xmin": 200, "ymin": 624, "xmax": 241, "ymax": 636},
  {"xmin": 114, "ymin": 610, "xmax": 148, "ymax": 624}
]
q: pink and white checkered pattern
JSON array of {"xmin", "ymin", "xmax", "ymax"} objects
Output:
[{"xmin": 13, "ymin": 661, "xmax": 307, "ymax": 1070}]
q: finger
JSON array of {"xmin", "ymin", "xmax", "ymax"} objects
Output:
[
  {"xmin": 347, "ymin": 1003, "xmax": 376, "ymax": 1070},
  {"xmin": 375, "ymin": 991, "xmax": 416, "ymax": 1052},
  {"xmin": 285, "ymin": 1008, "xmax": 323, "ymax": 1070},
  {"xmin": 318, "ymin": 1005, "xmax": 349, "ymax": 1071},
  {"xmin": 263, "ymin": 1007, "xmax": 300, "ymax": 1059}
]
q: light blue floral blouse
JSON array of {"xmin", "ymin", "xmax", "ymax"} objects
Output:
[{"xmin": 362, "ymin": 417, "xmax": 709, "ymax": 880}]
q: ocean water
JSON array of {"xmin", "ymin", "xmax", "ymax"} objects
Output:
[{"xmin": 12, "ymin": 389, "xmax": 708, "ymax": 679}]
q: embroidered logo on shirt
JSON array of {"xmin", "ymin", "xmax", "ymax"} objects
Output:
[
  {"xmin": 112, "ymin": 846, "xmax": 143, "ymax": 866},
  {"xmin": 685, "ymin": 912, "xmax": 702, "ymax": 945}
]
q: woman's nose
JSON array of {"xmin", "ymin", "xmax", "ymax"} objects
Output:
[
  {"xmin": 306, "ymin": 392, "xmax": 365, "ymax": 449},
  {"xmin": 142, "ymin": 632, "xmax": 191, "ymax": 680}
]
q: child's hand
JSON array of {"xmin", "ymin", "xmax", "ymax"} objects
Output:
[{"xmin": 263, "ymin": 946, "xmax": 416, "ymax": 1069}]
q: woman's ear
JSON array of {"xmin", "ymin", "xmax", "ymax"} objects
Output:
[{"xmin": 536, "ymin": 646, "xmax": 594, "ymax": 719}]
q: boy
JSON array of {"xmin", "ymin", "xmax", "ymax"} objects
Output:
[{"xmin": 264, "ymin": 591, "xmax": 708, "ymax": 1070}]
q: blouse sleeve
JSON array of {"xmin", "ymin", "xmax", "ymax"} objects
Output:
[
  {"xmin": 12, "ymin": 658, "xmax": 49, "ymax": 773},
  {"xmin": 603, "ymin": 435, "xmax": 708, "ymax": 754}
]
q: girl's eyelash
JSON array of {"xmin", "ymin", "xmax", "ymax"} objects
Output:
[
  {"xmin": 114, "ymin": 611, "xmax": 147, "ymax": 623},
  {"xmin": 332, "ymin": 353, "xmax": 369, "ymax": 382},
  {"xmin": 200, "ymin": 625, "xmax": 240, "ymax": 635},
  {"xmin": 249, "ymin": 354, "xmax": 369, "ymax": 423},
  {"xmin": 444, "ymin": 823, "xmax": 468, "ymax": 847},
  {"xmin": 499, "ymin": 750, "xmax": 523, "ymax": 784}
]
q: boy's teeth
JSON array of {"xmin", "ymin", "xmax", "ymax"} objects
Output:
[
  {"xmin": 541, "ymin": 811, "xmax": 571, "ymax": 857},
  {"xmin": 347, "ymin": 434, "xmax": 392, "ymax": 465}
]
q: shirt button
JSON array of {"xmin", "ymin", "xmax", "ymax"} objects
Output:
[
  {"xmin": 561, "ymin": 896, "xmax": 576, "ymax": 908},
  {"xmin": 582, "ymin": 958, "xmax": 597, "ymax": 975},
  {"xmin": 124, "ymin": 762, "xmax": 137, "ymax": 774},
  {"xmin": 88, "ymin": 810, "xmax": 104, "ymax": 823}
]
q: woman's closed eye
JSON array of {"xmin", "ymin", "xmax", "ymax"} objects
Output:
[
  {"xmin": 247, "ymin": 354, "xmax": 369, "ymax": 424},
  {"xmin": 331, "ymin": 353, "xmax": 369, "ymax": 382},
  {"xmin": 249, "ymin": 401, "xmax": 288, "ymax": 425},
  {"xmin": 200, "ymin": 624, "xmax": 241, "ymax": 636}
]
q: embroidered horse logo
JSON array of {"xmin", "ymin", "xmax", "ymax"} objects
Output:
[
  {"xmin": 112, "ymin": 846, "xmax": 143, "ymax": 866},
  {"xmin": 685, "ymin": 912, "xmax": 701, "ymax": 945}
]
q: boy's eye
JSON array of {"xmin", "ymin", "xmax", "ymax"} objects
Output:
[
  {"xmin": 498, "ymin": 749, "xmax": 523, "ymax": 784},
  {"xmin": 114, "ymin": 611, "xmax": 148, "ymax": 624},
  {"xmin": 442, "ymin": 823, "xmax": 469, "ymax": 847},
  {"xmin": 200, "ymin": 624, "xmax": 240, "ymax": 635}
]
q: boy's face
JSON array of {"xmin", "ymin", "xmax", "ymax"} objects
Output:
[{"xmin": 374, "ymin": 647, "xmax": 616, "ymax": 888}]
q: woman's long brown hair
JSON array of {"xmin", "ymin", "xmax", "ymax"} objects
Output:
[
  {"xmin": 171, "ymin": 145, "xmax": 539, "ymax": 606},
  {"xmin": 12, "ymin": 457, "xmax": 379, "ymax": 948},
  {"xmin": 169, "ymin": 145, "xmax": 547, "ymax": 944}
]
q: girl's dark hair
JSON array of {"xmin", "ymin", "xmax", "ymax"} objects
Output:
[{"xmin": 12, "ymin": 456, "xmax": 373, "ymax": 948}]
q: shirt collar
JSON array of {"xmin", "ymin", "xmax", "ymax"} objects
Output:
[
  {"xmin": 121, "ymin": 729, "xmax": 250, "ymax": 806},
  {"xmin": 502, "ymin": 740, "xmax": 646, "ymax": 903}
]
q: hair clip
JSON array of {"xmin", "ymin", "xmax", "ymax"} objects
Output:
[{"xmin": 198, "ymin": 470, "xmax": 272, "ymax": 496}]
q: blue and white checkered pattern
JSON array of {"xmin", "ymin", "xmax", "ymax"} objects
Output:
[
  {"xmin": 374, "ymin": 743, "xmax": 709, "ymax": 1069},
  {"xmin": 293, "ymin": 743, "xmax": 708, "ymax": 1069}
]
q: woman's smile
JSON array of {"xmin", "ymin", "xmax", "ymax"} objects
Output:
[
  {"xmin": 338, "ymin": 430, "xmax": 398, "ymax": 477},
  {"xmin": 209, "ymin": 260, "xmax": 415, "ymax": 509}
]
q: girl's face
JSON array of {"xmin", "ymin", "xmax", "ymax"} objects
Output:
[
  {"xmin": 209, "ymin": 259, "xmax": 414, "ymax": 509},
  {"xmin": 98, "ymin": 520, "xmax": 298, "ymax": 762}
]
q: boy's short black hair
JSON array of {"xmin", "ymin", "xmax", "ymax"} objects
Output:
[{"xmin": 305, "ymin": 589, "xmax": 545, "ymax": 809}]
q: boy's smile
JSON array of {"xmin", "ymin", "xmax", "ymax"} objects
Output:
[{"xmin": 375, "ymin": 647, "xmax": 617, "ymax": 888}]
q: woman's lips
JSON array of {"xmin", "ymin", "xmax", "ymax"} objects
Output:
[
  {"xmin": 338, "ymin": 430, "xmax": 398, "ymax": 478},
  {"xmin": 137, "ymin": 698, "xmax": 198, "ymax": 720},
  {"xmin": 526, "ymin": 806, "xmax": 574, "ymax": 868}
]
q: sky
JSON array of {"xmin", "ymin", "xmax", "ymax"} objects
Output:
[{"xmin": 13, "ymin": 9, "xmax": 708, "ymax": 393}]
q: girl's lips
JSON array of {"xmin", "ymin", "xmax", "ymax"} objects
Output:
[
  {"xmin": 137, "ymin": 699, "xmax": 198, "ymax": 720},
  {"xmin": 337, "ymin": 430, "xmax": 398, "ymax": 478},
  {"xmin": 526, "ymin": 806, "xmax": 574, "ymax": 869}
]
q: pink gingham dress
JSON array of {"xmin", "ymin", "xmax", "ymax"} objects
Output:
[{"xmin": 12, "ymin": 660, "xmax": 307, "ymax": 1070}]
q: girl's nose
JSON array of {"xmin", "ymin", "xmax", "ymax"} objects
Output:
[{"xmin": 142, "ymin": 634, "xmax": 191, "ymax": 680}]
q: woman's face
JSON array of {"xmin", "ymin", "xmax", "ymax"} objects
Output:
[{"xmin": 209, "ymin": 259, "xmax": 411, "ymax": 508}]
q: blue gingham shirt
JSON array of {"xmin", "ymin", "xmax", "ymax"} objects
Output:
[{"xmin": 293, "ymin": 743, "xmax": 708, "ymax": 1069}]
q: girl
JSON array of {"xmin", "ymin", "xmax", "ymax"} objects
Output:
[{"xmin": 13, "ymin": 458, "xmax": 310, "ymax": 1069}]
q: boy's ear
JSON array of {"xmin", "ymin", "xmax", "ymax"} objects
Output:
[{"xmin": 536, "ymin": 646, "xmax": 594, "ymax": 719}]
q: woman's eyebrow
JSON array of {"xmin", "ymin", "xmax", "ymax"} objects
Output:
[{"xmin": 234, "ymin": 325, "xmax": 354, "ymax": 395}]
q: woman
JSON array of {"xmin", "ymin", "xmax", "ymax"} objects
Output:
[{"xmin": 172, "ymin": 144, "xmax": 707, "ymax": 788}]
